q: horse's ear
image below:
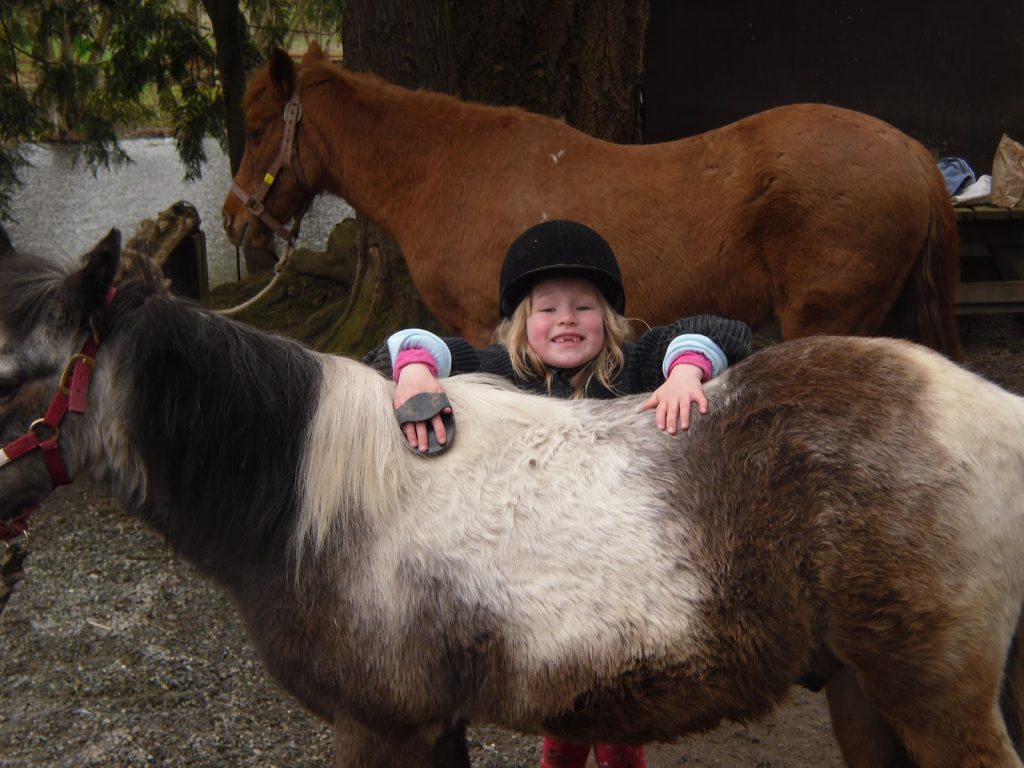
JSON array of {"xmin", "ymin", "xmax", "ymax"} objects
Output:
[
  {"xmin": 0, "ymin": 224, "xmax": 12, "ymax": 256},
  {"xmin": 268, "ymin": 48, "xmax": 296, "ymax": 100},
  {"xmin": 304, "ymin": 40, "xmax": 325, "ymax": 62},
  {"xmin": 68, "ymin": 229, "xmax": 120, "ymax": 323}
]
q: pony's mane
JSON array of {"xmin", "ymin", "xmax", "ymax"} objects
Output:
[
  {"xmin": 294, "ymin": 360, "xmax": 656, "ymax": 558},
  {"xmin": 0, "ymin": 249, "xmax": 70, "ymax": 342},
  {"xmin": 291, "ymin": 362, "xmax": 535, "ymax": 556},
  {"xmin": 0, "ymin": 242, "xmax": 172, "ymax": 342},
  {"xmin": 103, "ymin": 272, "xmax": 324, "ymax": 566},
  {"xmin": 294, "ymin": 353, "xmax": 413, "ymax": 556}
]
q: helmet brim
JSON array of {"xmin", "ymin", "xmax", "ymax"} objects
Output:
[{"xmin": 499, "ymin": 264, "xmax": 625, "ymax": 319}]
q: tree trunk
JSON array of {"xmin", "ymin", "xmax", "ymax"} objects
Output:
[
  {"xmin": 201, "ymin": 0, "xmax": 247, "ymax": 174},
  {"xmin": 203, "ymin": 0, "xmax": 279, "ymax": 274},
  {"xmin": 451, "ymin": 0, "xmax": 649, "ymax": 143},
  {"xmin": 339, "ymin": 0, "xmax": 457, "ymax": 342},
  {"xmin": 344, "ymin": 0, "xmax": 456, "ymax": 92},
  {"xmin": 338, "ymin": 0, "xmax": 650, "ymax": 351}
]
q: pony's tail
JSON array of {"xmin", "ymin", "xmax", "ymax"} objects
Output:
[
  {"xmin": 880, "ymin": 157, "xmax": 961, "ymax": 359},
  {"xmin": 1000, "ymin": 614, "xmax": 1024, "ymax": 758}
]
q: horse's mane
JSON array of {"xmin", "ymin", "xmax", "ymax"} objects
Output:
[{"xmin": 246, "ymin": 54, "xmax": 563, "ymax": 143}]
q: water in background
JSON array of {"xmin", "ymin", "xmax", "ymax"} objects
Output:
[{"xmin": 6, "ymin": 138, "xmax": 354, "ymax": 286}]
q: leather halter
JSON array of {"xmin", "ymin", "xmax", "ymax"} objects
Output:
[
  {"xmin": 0, "ymin": 287, "xmax": 115, "ymax": 542},
  {"xmin": 230, "ymin": 86, "xmax": 315, "ymax": 246}
]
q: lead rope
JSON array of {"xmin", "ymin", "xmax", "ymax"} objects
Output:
[{"xmin": 217, "ymin": 240, "xmax": 294, "ymax": 317}]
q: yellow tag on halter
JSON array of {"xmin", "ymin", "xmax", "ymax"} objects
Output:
[{"xmin": 263, "ymin": 172, "xmax": 275, "ymax": 185}]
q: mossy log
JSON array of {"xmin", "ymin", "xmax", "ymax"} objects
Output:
[{"xmin": 204, "ymin": 218, "xmax": 446, "ymax": 358}]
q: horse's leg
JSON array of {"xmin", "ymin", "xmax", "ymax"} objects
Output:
[
  {"xmin": 770, "ymin": 246, "xmax": 901, "ymax": 342},
  {"xmin": 461, "ymin": 319, "xmax": 493, "ymax": 348},
  {"xmin": 332, "ymin": 717, "xmax": 429, "ymax": 768},
  {"xmin": 825, "ymin": 666, "xmax": 912, "ymax": 768}
]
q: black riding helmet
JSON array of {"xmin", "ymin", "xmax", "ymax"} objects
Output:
[{"xmin": 498, "ymin": 220, "xmax": 626, "ymax": 319}]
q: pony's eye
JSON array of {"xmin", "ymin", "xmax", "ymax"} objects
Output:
[
  {"xmin": 246, "ymin": 130, "xmax": 263, "ymax": 147},
  {"xmin": 0, "ymin": 377, "xmax": 18, "ymax": 401}
]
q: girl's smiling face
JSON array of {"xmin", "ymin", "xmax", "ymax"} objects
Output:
[{"xmin": 525, "ymin": 277, "xmax": 606, "ymax": 369}]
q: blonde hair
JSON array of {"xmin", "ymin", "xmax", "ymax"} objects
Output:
[{"xmin": 494, "ymin": 289, "xmax": 634, "ymax": 398}]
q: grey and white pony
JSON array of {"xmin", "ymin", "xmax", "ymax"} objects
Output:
[{"xmin": 2, "ymin": 231, "xmax": 1024, "ymax": 767}]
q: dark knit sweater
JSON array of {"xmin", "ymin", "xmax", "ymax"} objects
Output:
[{"xmin": 364, "ymin": 315, "xmax": 752, "ymax": 399}]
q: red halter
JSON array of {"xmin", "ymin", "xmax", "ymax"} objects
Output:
[
  {"xmin": 0, "ymin": 287, "xmax": 116, "ymax": 542},
  {"xmin": 230, "ymin": 86, "xmax": 315, "ymax": 246}
]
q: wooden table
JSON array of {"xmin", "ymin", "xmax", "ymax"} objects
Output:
[{"xmin": 955, "ymin": 204, "xmax": 1024, "ymax": 314}]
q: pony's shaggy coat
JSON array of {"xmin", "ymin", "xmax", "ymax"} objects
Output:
[
  {"xmin": 1, "ymin": 236, "xmax": 1023, "ymax": 767},
  {"xmin": 222, "ymin": 45, "xmax": 960, "ymax": 356}
]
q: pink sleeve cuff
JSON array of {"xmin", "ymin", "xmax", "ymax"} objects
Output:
[
  {"xmin": 667, "ymin": 351, "xmax": 712, "ymax": 383},
  {"xmin": 393, "ymin": 348, "xmax": 439, "ymax": 381}
]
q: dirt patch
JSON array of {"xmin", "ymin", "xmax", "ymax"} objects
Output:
[{"xmin": 2, "ymin": 315, "xmax": 1022, "ymax": 767}]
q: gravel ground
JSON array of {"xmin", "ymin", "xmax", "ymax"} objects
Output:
[{"xmin": 1, "ymin": 315, "xmax": 1022, "ymax": 768}]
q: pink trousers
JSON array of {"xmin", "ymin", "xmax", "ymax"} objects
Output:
[{"xmin": 540, "ymin": 737, "xmax": 647, "ymax": 768}]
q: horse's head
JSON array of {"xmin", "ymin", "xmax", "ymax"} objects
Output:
[
  {"xmin": 222, "ymin": 43, "xmax": 328, "ymax": 251},
  {"xmin": 0, "ymin": 231, "xmax": 120, "ymax": 529}
]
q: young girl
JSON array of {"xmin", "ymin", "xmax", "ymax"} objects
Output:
[{"xmin": 366, "ymin": 219, "xmax": 751, "ymax": 768}]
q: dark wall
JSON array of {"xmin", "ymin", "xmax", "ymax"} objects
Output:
[{"xmin": 643, "ymin": 1, "xmax": 1024, "ymax": 175}]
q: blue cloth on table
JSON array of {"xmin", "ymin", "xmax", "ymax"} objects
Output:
[{"xmin": 937, "ymin": 157, "xmax": 976, "ymax": 196}]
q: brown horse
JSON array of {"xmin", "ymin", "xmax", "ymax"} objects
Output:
[
  {"xmin": 2, "ymin": 234, "xmax": 1023, "ymax": 767},
  {"xmin": 222, "ymin": 45, "xmax": 960, "ymax": 356}
]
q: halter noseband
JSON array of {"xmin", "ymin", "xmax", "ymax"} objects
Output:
[
  {"xmin": 230, "ymin": 86, "xmax": 315, "ymax": 246},
  {"xmin": 0, "ymin": 287, "xmax": 115, "ymax": 541}
]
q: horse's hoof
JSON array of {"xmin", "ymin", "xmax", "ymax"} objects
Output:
[{"xmin": 394, "ymin": 393, "xmax": 456, "ymax": 456}]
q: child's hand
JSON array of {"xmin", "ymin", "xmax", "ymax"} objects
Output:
[
  {"xmin": 641, "ymin": 363, "xmax": 708, "ymax": 435},
  {"xmin": 394, "ymin": 363, "xmax": 452, "ymax": 451}
]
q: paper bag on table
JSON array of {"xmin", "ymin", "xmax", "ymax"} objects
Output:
[{"xmin": 990, "ymin": 133, "xmax": 1024, "ymax": 207}]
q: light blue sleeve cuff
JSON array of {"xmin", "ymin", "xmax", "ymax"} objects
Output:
[
  {"xmin": 662, "ymin": 334, "xmax": 728, "ymax": 380},
  {"xmin": 386, "ymin": 329, "xmax": 452, "ymax": 378}
]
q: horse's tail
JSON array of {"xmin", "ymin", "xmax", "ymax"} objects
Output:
[{"xmin": 880, "ymin": 156, "xmax": 961, "ymax": 359}]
